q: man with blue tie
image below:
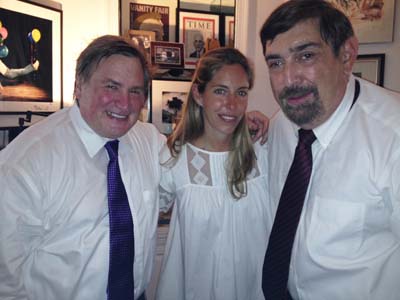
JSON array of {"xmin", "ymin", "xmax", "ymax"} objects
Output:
[
  {"xmin": 0, "ymin": 35, "xmax": 162, "ymax": 299},
  {"xmin": 260, "ymin": 1, "xmax": 400, "ymax": 299}
]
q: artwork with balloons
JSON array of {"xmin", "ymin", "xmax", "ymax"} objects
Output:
[{"xmin": 0, "ymin": 0, "xmax": 62, "ymax": 113}]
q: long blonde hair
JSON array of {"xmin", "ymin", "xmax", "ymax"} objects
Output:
[{"xmin": 167, "ymin": 47, "xmax": 256, "ymax": 199}]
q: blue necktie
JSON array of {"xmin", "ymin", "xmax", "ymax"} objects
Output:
[
  {"xmin": 262, "ymin": 129, "xmax": 316, "ymax": 300},
  {"xmin": 105, "ymin": 140, "xmax": 135, "ymax": 300}
]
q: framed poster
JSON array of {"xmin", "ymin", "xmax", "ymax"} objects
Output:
[
  {"xmin": 224, "ymin": 15, "xmax": 234, "ymax": 47},
  {"xmin": 327, "ymin": 0, "xmax": 395, "ymax": 43},
  {"xmin": 0, "ymin": 0, "xmax": 62, "ymax": 113},
  {"xmin": 119, "ymin": 0, "xmax": 177, "ymax": 42},
  {"xmin": 150, "ymin": 41, "xmax": 184, "ymax": 69},
  {"xmin": 178, "ymin": 10, "xmax": 220, "ymax": 68},
  {"xmin": 151, "ymin": 79, "xmax": 191, "ymax": 135},
  {"xmin": 353, "ymin": 53, "xmax": 385, "ymax": 86}
]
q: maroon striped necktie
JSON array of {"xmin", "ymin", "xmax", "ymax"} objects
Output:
[{"xmin": 262, "ymin": 129, "xmax": 316, "ymax": 299}]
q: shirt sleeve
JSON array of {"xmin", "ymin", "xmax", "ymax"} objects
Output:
[
  {"xmin": 0, "ymin": 163, "xmax": 43, "ymax": 299},
  {"xmin": 388, "ymin": 147, "xmax": 400, "ymax": 239},
  {"xmin": 159, "ymin": 144, "xmax": 176, "ymax": 213}
]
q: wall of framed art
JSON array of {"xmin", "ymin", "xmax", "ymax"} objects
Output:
[
  {"xmin": 1, "ymin": 0, "xmax": 400, "ymax": 139},
  {"xmin": 118, "ymin": 0, "xmax": 236, "ymax": 125}
]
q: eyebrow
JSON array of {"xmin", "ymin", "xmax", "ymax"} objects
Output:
[
  {"xmin": 265, "ymin": 41, "xmax": 322, "ymax": 60},
  {"xmin": 211, "ymin": 83, "xmax": 250, "ymax": 90}
]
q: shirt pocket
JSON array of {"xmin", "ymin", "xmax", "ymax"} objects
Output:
[{"xmin": 307, "ymin": 197, "xmax": 366, "ymax": 261}]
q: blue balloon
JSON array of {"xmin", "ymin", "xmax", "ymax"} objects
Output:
[
  {"xmin": 0, "ymin": 44, "xmax": 8, "ymax": 58},
  {"xmin": 27, "ymin": 32, "xmax": 34, "ymax": 44}
]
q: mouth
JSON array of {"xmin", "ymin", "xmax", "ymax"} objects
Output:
[
  {"xmin": 106, "ymin": 111, "xmax": 129, "ymax": 120},
  {"xmin": 218, "ymin": 113, "xmax": 239, "ymax": 122},
  {"xmin": 286, "ymin": 91, "xmax": 314, "ymax": 106}
]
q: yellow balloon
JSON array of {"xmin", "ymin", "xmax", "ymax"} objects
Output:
[
  {"xmin": 0, "ymin": 21, "xmax": 2, "ymax": 28},
  {"xmin": 32, "ymin": 28, "xmax": 41, "ymax": 43}
]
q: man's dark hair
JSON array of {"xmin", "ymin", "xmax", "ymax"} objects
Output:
[{"xmin": 260, "ymin": 0, "xmax": 354, "ymax": 57}]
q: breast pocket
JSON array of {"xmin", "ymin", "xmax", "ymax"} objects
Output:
[{"xmin": 307, "ymin": 197, "xmax": 366, "ymax": 261}]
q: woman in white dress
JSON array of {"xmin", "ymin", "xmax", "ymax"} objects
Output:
[{"xmin": 156, "ymin": 47, "xmax": 269, "ymax": 300}]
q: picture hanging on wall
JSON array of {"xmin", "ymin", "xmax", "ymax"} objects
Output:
[
  {"xmin": 150, "ymin": 41, "xmax": 184, "ymax": 69},
  {"xmin": 327, "ymin": 0, "xmax": 395, "ymax": 43},
  {"xmin": 0, "ymin": 0, "xmax": 62, "ymax": 113},
  {"xmin": 151, "ymin": 80, "xmax": 191, "ymax": 135},
  {"xmin": 178, "ymin": 10, "xmax": 220, "ymax": 69},
  {"xmin": 353, "ymin": 53, "xmax": 385, "ymax": 86},
  {"xmin": 119, "ymin": 0, "xmax": 177, "ymax": 42},
  {"xmin": 224, "ymin": 15, "xmax": 234, "ymax": 47}
]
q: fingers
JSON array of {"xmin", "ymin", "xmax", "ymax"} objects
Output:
[{"xmin": 247, "ymin": 111, "xmax": 269, "ymax": 145}]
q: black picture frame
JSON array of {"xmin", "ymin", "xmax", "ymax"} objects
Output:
[
  {"xmin": 0, "ymin": 0, "xmax": 63, "ymax": 113},
  {"xmin": 353, "ymin": 54, "xmax": 385, "ymax": 87},
  {"xmin": 150, "ymin": 41, "xmax": 185, "ymax": 69}
]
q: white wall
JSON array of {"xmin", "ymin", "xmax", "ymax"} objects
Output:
[{"xmin": 238, "ymin": 0, "xmax": 400, "ymax": 118}]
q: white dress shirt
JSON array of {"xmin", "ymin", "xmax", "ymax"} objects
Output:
[
  {"xmin": 267, "ymin": 76, "xmax": 400, "ymax": 300},
  {"xmin": 0, "ymin": 104, "xmax": 165, "ymax": 300},
  {"xmin": 156, "ymin": 142, "xmax": 270, "ymax": 300}
]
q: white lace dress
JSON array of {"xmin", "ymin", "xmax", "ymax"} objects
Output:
[{"xmin": 156, "ymin": 142, "xmax": 270, "ymax": 300}]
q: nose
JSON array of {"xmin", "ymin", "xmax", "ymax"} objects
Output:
[
  {"xmin": 115, "ymin": 91, "xmax": 129, "ymax": 109},
  {"xmin": 225, "ymin": 93, "xmax": 239, "ymax": 110},
  {"xmin": 284, "ymin": 62, "xmax": 302, "ymax": 86}
]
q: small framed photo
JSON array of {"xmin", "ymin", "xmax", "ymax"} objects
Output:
[
  {"xmin": 178, "ymin": 10, "xmax": 220, "ymax": 69},
  {"xmin": 224, "ymin": 15, "xmax": 234, "ymax": 47},
  {"xmin": 150, "ymin": 41, "xmax": 184, "ymax": 69},
  {"xmin": 353, "ymin": 54, "xmax": 385, "ymax": 87},
  {"xmin": 119, "ymin": 0, "xmax": 177, "ymax": 42},
  {"xmin": 127, "ymin": 29, "xmax": 155, "ymax": 61},
  {"xmin": 151, "ymin": 80, "xmax": 191, "ymax": 135}
]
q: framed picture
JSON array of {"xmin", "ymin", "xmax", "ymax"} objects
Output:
[
  {"xmin": 119, "ymin": 0, "xmax": 177, "ymax": 42},
  {"xmin": 178, "ymin": 10, "xmax": 220, "ymax": 69},
  {"xmin": 180, "ymin": 0, "xmax": 235, "ymax": 13},
  {"xmin": 0, "ymin": 0, "xmax": 62, "ymax": 113},
  {"xmin": 150, "ymin": 41, "xmax": 184, "ymax": 69},
  {"xmin": 127, "ymin": 29, "xmax": 155, "ymax": 61},
  {"xmin": 327, "ymin": 0, "xmax": 395, "ymax": 43},
  {"xmin": 151, "ymin": 79, "xmax": 191, "ymax": 134},
  {"xmin": 224, "ymin": 15, "xmax": 234, "ymax": 47},
  {"xmin": 353, "ymin": 54, "xmax": 385, "ymax": 86}
]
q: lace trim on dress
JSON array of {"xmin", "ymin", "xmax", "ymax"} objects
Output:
[{"xmin": 187, "ymin": 145, "xmax": 213, "ymax": 186}]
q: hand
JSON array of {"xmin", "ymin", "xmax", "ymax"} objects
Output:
[
  {"xmin": 32, "ymin": 60, "xmax": 40, "ymax": 71},
  {"xmin": 247, "ymin": 110, "xmax": 269, "ymax": 144}
]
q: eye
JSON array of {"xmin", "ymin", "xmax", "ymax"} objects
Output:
[
  {"xmin": 299, "ymin": 51, "xmax": 316, "ymax": 62},
  {"xmin": 267, "ymin": 59, "xmax": 283, "ymax": 70},
  {"xmin": 129, "ymin": 88, "xmax": 145, "ymax": 96},
  {"xmin": 237, "ymin": 89, "xmax": 248, "ymax": 97},
  {"xmin": 106, "ymin": 83, "xmax": 118, "ymax": 90},
  {"xmin": 214, "ymin": 88, "xmax": 227, "ymax": 95}
]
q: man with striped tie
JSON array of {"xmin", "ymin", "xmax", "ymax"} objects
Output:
[{"xmin": 260, "ymin": 1, "xmax": 400, "ymax": 299}]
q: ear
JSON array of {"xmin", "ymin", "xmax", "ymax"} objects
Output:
[
  {"xmin": 191, "ymin": 84, "xmax": 203, "ymax": 107},
  {"xmin": 74, "ymin": 78, "xmax": 82, "ymax": 100},
  {"xmin": 341, "ymin": 36, "xmax": 359, "ymax": 76}
]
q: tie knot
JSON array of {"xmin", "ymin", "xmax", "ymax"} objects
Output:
[
  {"xmin": 105, "ymin": 140, "xmax": 119, "ymax": 161},
  {"xmin": 298, "ymin": 129, "xmax": 316, "ymax": 147}
]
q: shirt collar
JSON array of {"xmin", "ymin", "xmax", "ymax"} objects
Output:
[
  {"xmin": 313, "ymin": 76, "xmax": 356, "ymax": 148},
  {"xmin": 69, "ymin": 103, "xmax": 111, "ymax": 158}
]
